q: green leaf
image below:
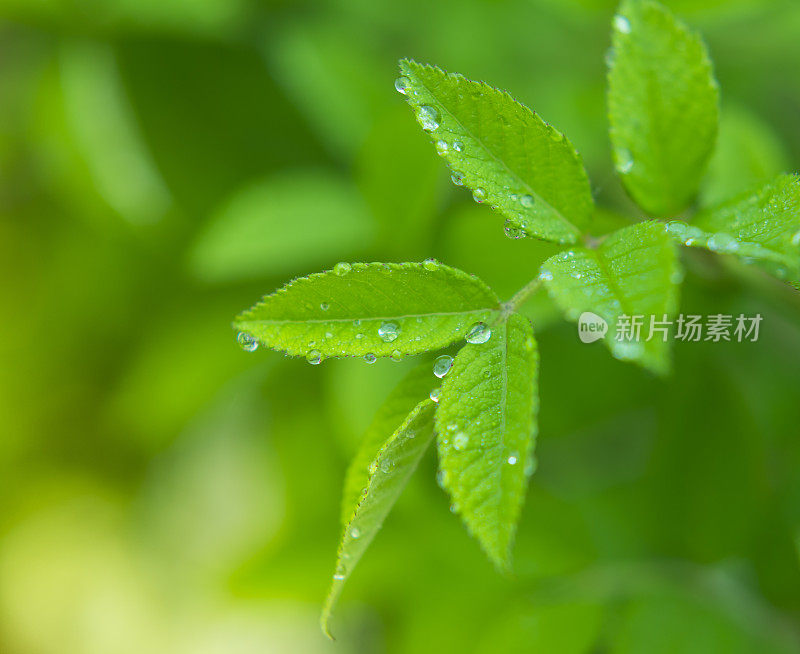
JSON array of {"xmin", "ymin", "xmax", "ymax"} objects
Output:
[
  {"xmin": 322, "ymin": 399, "xmax": 436, "ymax": 638},
  {"xmin": 700, "ymin": 105, "xmax": 790, "ymax": 208},
  {"xmin": 435, "ymin": 313, "xmax": 539, "ymax": 570},
  {"xmin": 398, "ymin": 59, "xmax": 593, "ymax": 244},
  {"xmin": 188, "ymin": 170, "xmax": 375, "ymax": 282},
  {"xmin": 607, "ymin": 0, "xmax": 719, "ymax": 216},
  {"xmin": 540, "ymin": 221, "xmax": 680, "ymax": 375},
  {"xmin": 234, "ymin": 262, "xmax": 500, "ymax": 360},
  {"xmin": 668, "ymin": 174, "xmax": 800, "ymax": 280},
  {"xmin": 340, "ymin": 360, "xmax": 437, "ymax": 524}
]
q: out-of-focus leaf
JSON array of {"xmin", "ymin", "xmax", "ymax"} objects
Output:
[
  {"xmin": 540, "ymin": 221, "xmax": 680, "ymax": 374},
  {"xmin": 116, "ymin": 39, "xmax": 325, "ymax": 212},
  {"xmin": 608, "ymin": 0, "xmax": 719, "ymax": 215},
  {"xmin": 188, "ymin": 170, "xmax": 375, "ymax": 282},
  {"xmin": 267, "ymin": 22, "xmax": 388, "ymax": 159},
  {"xmin": 59, "ymin": 41, "xmax": 170, "ymax": 225},
  {"xmin": 701, "ymin": 105, "xmax": 790, "ymax": 207},
  {"xmin": 234, "ymin": 261, "xmax": 500, "ymax": 360},
  {"xmin": 398, "ymin": 59, "xmax": 593, "ymax": 243},
  {"xmin": 322, "ymin": 399, "xmax": 436, "ymax": 637},
  {"xmin": 436, "ymin": 313, "xmax": 538, "ymax": 570},
  {"xmin": 357, "ymin": 107, "xmax": 443, "ymax": 256}
]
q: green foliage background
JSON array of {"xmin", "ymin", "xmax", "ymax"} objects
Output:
[{"xmin": 1, "ymin": 0, "xmax": 800, "ymax": 652}]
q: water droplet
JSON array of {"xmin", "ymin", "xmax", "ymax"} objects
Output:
[
  {"xmin": 707, "ymin": 232, "xmax": 739, "ymax": 253},
  {"xmin": 449, "ymin": 503, "xmax": 459, "ymax": 514},
  {"xmin": 237, "ymin": 332, "xmax": 258, "ymax": 352},
  {"xmin": 465, "ymin": 322, "xmax": 492, "ymax": 344},
  {"xmin": 451, "ymin": 171, "xmax": 464, "ymax": 186},
  {"xmin": 616, "ymin": 148, "xmax": 634, "ymax": 174},
  {"xmin": 364, "ymin": 353, "xmax": 377, "ymax": 364},
  {"xmin": 325, "ymin": 331, "xmax": 333, "ymax": 339},
  {"xmin": 380, "ymin": 459, "xmax": 394, "ymax": 473},
  {"xmin": 519, "ymin": 194, "xmax": 534, "ymax": 208},
  {"xmin": 333, "ymin": 572, "xmax": 345, "ymax": 580},
  {"xmin": 394, "ymin": 76, "xmax": 410, "ymax": 94},
  {"xmin": 433, "ymin": 354, "xmax": 454, "ymax": 378},
  {"xmin": 572, "ymin": 271, "xmax": 583, "ymax": 280},
  {"xmin": 436, "ymin": 469, "xmax": 448, "ymax": 487},
  {"xmin": 378, "ymin": 322, "xmax": 399, "ymax": 342},
  {"xmin": 452, "ymin": 141, "xmax": 464, "ymax": 152},
  {"xmin": 539, "ymin": 269, "xmax": 554, "ymax": 282},
  {"xmin": 417, "ymin": 105, "xmax": 440, "ymax": 131},
  {"xmin": 504, "ymin": 220, "xmax": 525, "ymax": 239},
  {"xmin": 604, "ymin": 48, "xmax": 616, "ymax": 67},
  {"xmin": 306, "ymin": 349, "xmax": 322, "ymax": 365},
  {"xmin": 429, "ymin": 387, "xmax": 441, "ymax": 403},
  {"xmin": 320, "ymin": 302, "xmax": 329, "ymax": 311},
  {"xmin": 453, "ymin": 432, "xmax": 469, "ymax": 451},
  {"xmin": 355, "ymin": 333, "xmax": 364, "ymax": 340},
  {"xmin": 334, "ymin": 262, "xmax": 352, "ymax": 276},
  {"xmin": 350, "ymin": 527, "xmax": 361, "ymax": 539},
  {"xmin": 368, "ymin": 461, "xmax": 378, "ymax": 475},
  {"xmin": 472, "ymin": 187, "xmax": 487, "ymax": 203},
  {"xmin": 792, "ymin": 230, "xmax": 800, "ymax": 247},
  {"xmin": 665, "ymin": 220, "xmax": 689, "ymax": 238},
  {"xmin": 507, "ymin": 452, "xmax": 519, "ymax": 465},
  {"xmin": 524, "ymin": 457, "xmax": 536, "ymax": 476},
  {"xmin": 423, "ymin": 258, "xmax": 439, "ymax": 271},
  {"xmin": 391, "ymin": 349, "xmax": 402, "ymax": 362},
  {"xmin": 435, "ymin": 140, "xmax": 448, "ymax": 155},
  {"xmin": 614, "ymin": 14, "xmax": 631, "ymax": 34}
]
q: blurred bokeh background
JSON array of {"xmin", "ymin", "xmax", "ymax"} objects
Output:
[{"xmin": 1, "ymin": 0, "xmax": 800, "ymax": 651}]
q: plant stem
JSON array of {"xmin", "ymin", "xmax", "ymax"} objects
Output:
[{"xmin": 503, "ymin": 276, "xmax": 542, "ymax": 314}]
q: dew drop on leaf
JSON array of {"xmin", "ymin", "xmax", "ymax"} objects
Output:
[
  {"xmin": 453, "ymin": 432, "xmax": 469, "ymax": 451},
  {"xmin": 465, "ymin": 321, "xmax": 492, "ymax": 344},
  {"xmin": 433, "ymin": 355, "xmax": 454, "ymax": 378},
  {"xmin": 423, "ymin": 258, "xmax": 439, "ymax": 271},
  {"xmin": 320, "ymin": 302, "xmax": 329, "ymax": 311},
  {"xmin": 539, "ymin": 269, "xmax": 554, "ymax": 282},
  {"xmin": 507, "ymin": 452, "xmax": 519, "ymax": 465},
  {"xmin": 435, "ymin": 140, "xmax": 448, "ymax": 155},
  {"xmin": 429, "ymin": 387, "xmax": 441, "ymax": 403},
  {"xmin": 792, "ymin": 230, "xmax": 800, "ymax": 247},
  {"xmin": 451, "ymin": 171, "xmax": 465, "ymax": 186},
  {"xmin": 504, "ymin": 220, "xmax": 525, "ymax": 240},
  {"xmin": 613, "ymin": 14, "xmax": 631, "ymax": 34},
  {"xmin": 390, "ymin": 349, "xmax": 402, "ymax": 362},
  {"xmin": 350, "ymin": 527, "xmax": 361, "ymax": 539},
  {"xmin": 334, "ymin": 262, "xmax": 352, "ymax": 276},
  {"xmin": 378, "ymin": 322, "xmax": 399, "ymax": 342},
  {"xmin": 394, "ymin": 76, "xmax": 410, "ymax": 94},
  {"xmin": 616, "ymin": 148, "xmax": 634, "ymax": 174},
  {"xmin": 364, "ymin": 353, "xmax": 377, "ymax": 364},
  {"xmin": 520, "ymin": 194, "xmax": 534, "ymax": 208},
  {"xmin": 707, "ymin": 232, "xmax": 739, "ymax": 253},
  {"xmin": 452, "ymin": 141, "xmax": 464, "ymax": 152},
  {"xmin": 417, "ymin": 105, "xmax": 440, "ymax": 131},
  {"xmin": 237, "ymin": 332, "xmax": 258, "ymax": 352},
  {"xmin": 472, "ymin": 187, "xmax": 487, "ymax": 203},
  {"xmin": 306, "ymin": 349, "xmax": 322, "ymax": 365}
]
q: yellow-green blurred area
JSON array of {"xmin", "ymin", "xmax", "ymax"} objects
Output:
[{"xmin": 2, "ymin": 0, "xmax": 800, "ymax": 651}]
